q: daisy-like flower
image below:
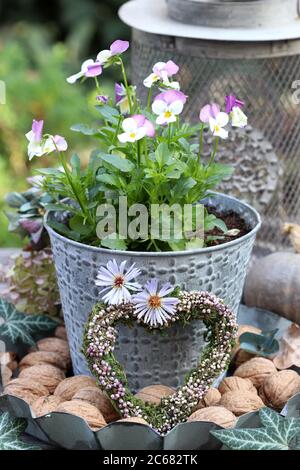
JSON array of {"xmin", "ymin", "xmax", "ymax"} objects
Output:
[
  {"xmin": 96, "ymin": 39, "xmax": 130, "ymax": 65},
  {"xmin": 143, "ymin": 60, "xmax": 179, "ymax": 89},
  {"xmin": 209, "ymin": 112, "xmax": 229, "ymax": 139},
  {"xmin": 132, "ymin": 279, "xmax": 179, "ymax": 327},
  {"xmin": 152, "ymin": 90, "xmax": 187, "ymax": 125},
  {"xmin": 225, "ymin": 95, "xmax": 247, "ymax": 128},
  {"xmin": 25, "ymin": 120, "xmax": 67, "ymax": 160},
  {"xmin": 118, "ymin": 116, "xmax": 152, "ymax": 143},
  {"xmin": 67, "ymin": 59, "xmax": 103, "ymax": 84},
  {"xmin": 95, "ymin": 259, "xmax": 141, "ymax": 305}
]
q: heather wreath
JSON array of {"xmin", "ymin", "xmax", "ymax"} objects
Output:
[{"xmin": 25, "ymin": 39, "xmax": 248, "ymax": 252}]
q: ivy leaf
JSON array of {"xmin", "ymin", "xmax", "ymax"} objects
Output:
[
  {"xmin": 0, "ymin": 299, "xmax": 59, "ymax": 346},
  {"xmin": 0, "ymin": 412, "xmax": 40, "ymax": 450},
  {"xmin": 211, "ymin": 408, "xmax": 300, "ymax": 450},
  {"xmin": 239, "ymin": 329, "xmax": 280, "ymax": 357}
]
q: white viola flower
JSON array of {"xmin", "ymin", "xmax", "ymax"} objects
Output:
[
  {"xmin": 96, "ymin": 39, "xmax": 130, "ymax": 65},
  {"xmin": 132, "ymin": 279, "xmax": 179, "ymax": 327},
  {"xmin": 143, "ymin": 60, "xmax": 179, "ymax": 89},
  {"xmin": 25, "ymin": 120, "xmax": 68, "ymax": 160},
  {"xmin": 209, "ymin": 112, "xmax": 229, "ymax": 139},
  {"xmin": 117, "ymin": 117, "xmax": 147, "ymax": 143},
  {"xmin": 231, "ymin": 106, "xmax": 248, "ymax": 128},
  {"xmin": 95, "ymin": 259, "xmax": 141, "ymax": 305},
  {"xmin": 66, "ymin": 59, "xmax": 102, "ymax": 84},
  {"xmin": 152, "ymin": 99, "xmax": 183, "ymax": 125}
]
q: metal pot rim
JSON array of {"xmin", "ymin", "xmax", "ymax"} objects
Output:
[{"xmin": 44, "ymin": 192, "xmax": 261, "ymax": 257}]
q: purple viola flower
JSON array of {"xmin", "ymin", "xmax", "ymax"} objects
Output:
[
  {"xmin": 225, "ymin": 95, "xmax": 245, "ymax": 114},
  {"xmin": 115, "ymin": 82, "xmax": 130, "ymax": 114},
  {"xmin": 96, "ymin": 95, "xmax": 109, "ymax": 104},
  {"xmin": 97, "ymin": 40, "xmax": 130, "ymax": 65},
  {"xmin": 132, "ymin": 114, "xmax": 155, "ymax": 138},
  {"xmin": 154, "ymin": 89, "xmax": 187, "ymax": 105},
  {"xmin": 67, "ymin": 59, "xmax": 102, "ymax": 84},
  {"xmin": 199, "ymin": 103, "xmax": 220, "ymax": 123},
  {"xmin": 132, "ymin": 279, "xmax": 179, "ymax": 327},
  {"xmin": 31, "ymin": 119, "xmax": 44, "ymax": 142},
  {"xmin": 25, "ymin": 119, "xmax": 68, "ymax": 160}
]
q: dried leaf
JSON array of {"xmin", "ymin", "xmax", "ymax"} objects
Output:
[
  {"xmin": 283, "ymin": 223, "xmax": 300, "ymax": 253},
  {"xmin": 273, "ymin": 323, "xmax": 300, "ymax": 369}
]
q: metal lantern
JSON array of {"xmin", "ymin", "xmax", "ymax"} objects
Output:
[{"xmin": 119, "ymin": 0, "xmax": 300, "ymax": 252}]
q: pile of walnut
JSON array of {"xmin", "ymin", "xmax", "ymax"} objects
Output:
[{"xmin": 2, "ymin": 323, "xmax": 300, "ymax": 432}]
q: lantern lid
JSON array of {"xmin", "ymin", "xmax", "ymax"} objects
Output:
[{"xmin": 119, "ymin": 0, "xmax": 300, "ymax": 42}]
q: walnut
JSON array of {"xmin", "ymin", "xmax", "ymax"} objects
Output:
[
  {"xmin": 19, "ymin": 364, "xmax": 65, "ymax": 394},
  {"xmin": 234, "ymin": 357, "xmax": 277, "ymax": 387},
  {"xmin": 31, "ymin": 395, "xmax": 64, "ymax": 417},
  {"xmin": 4, "ymin": 378, "xmax": 48, "ymax": 405},
  {"xmin": 0, "ymin": 352, "xmax": 18, "ymax": 371},
  {"xmin": 219, "ymin": 376, "xmax": 257, "ymax": 395},
  {"xmin": 135, "ymin": 385, "xmax": 175, "ymax": 405},
  {"xmin": 259, "ymin": 370, "xmax": 300, "ymax": 409},
  {"xmin": 55, "ymin": 399, "xmax": 106, "ymax": 431},
  {"xmin": 187, "ymin": 406, "xmax": 236, "ymax": 428},
  {"xmin": 19, "ymin": 351, "xmax": 67, "ymax": 372},
  {"xmin": 220, "ymin": 390, "xmax": 264, "ymax": 416},
  {"xmin": 54, "ymin": 375, "xmax": 97, "ymax": 401},
  {"xmin": 36, "ymin": 338, "xmax": 71, "ymax": 368},
  {"xmin": 194, "ymin": 388, "xmax": 221, "ymax": 410},
  {"xmin": 118, "ymin": 417, "xmax": 149, "ymax": 425},
  {"xmin": 1, "ymin": 366, "xmax": 13, "ymax": 387},
  {"xmin": 54, "ymin": 325, "xmax": 68, "ymax": 341},
  {"xmin": 73, "ymin": 387, "xmax": 120, "ymax": 423}
]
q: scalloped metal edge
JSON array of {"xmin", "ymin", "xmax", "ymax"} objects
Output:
[{"xmin": 1, "ymin": 392, "xmax": 300, "ymax": 450}]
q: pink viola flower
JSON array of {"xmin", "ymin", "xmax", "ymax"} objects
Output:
[
  {"xmin": 96, "ymin": 39, "xmax": 130, "ymax": 65},
  {"xmin": 199, "ymin": 103, "xmax": 220, "ymax": 123},
  {"xmin": 25, "ymin": 120, "xmax": 67, "ymax": 160},
  {"xmin": 67, "ymin": 59, "xmax": 102, "ymax": 84},
  {"xmin": 118, "ymin": 116, "xmax": 150, "ymax": 143},
  {"xmin": 144, "ymin": 60, "xmax": 180, "ymax": 89},
  {"xmin": 225, "ymin": 95, "xmax": 245, "ymax": 114},
  {"xmin": 132, "ymin": 114, "xmax": 155, "ymax": 138},
  {"xmin": 152, "ymin": 90, "xmax": 187, "ymax": 125}
]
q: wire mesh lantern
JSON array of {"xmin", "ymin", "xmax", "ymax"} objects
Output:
[{"xmin": 119, "ymin": 0, "xmax": 300, "ymax": 253}]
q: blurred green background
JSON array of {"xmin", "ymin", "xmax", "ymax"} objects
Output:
[{"xmin": 0, "ymin": 0, "xmax": 130, "ymax": 246}]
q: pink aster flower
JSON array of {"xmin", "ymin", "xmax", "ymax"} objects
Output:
[
  {"xmin": 132, "ymin": 279, "xmax": 179, "ymax": 327},
  {"xmin": 144, "ymin": 60, "xmax": 180, "ymax": 89},
  {"xmin": 95, "ymin": 259, "xmax": 141, "ymax": 305},
  {"xmin": 199, "ymin": 103, "xmax": 220, "ymax": 123},
  {"xmin": 67, "ymin": 59, "xmax": 102, "ymax": 84},
  {"xmin": 152, "ymin": 90, "xmax": 187, "ymax": 125}
]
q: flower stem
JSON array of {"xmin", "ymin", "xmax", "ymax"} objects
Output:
[
  {"xmin": 147, "ymin": 87, "xmax": 153, "ymax": 112},
  {"xmin": 208, "ymin": 137, "xmax": 219, "ymax": 166},
  {"xmin": 94, "ymin": 76, "xmax": 100, "ymax": 92},
  {"xmin": 111, "ymin": 115, "xmax": 122, "ymax": 149},
  {"xmin": 136, "ymin": 140, "xmax": 141, "ymax": 166},
  {"xmin": 198, "ymin": 124, "xmax": 204, "ymax": 163},
  {"xmin": 119, "ymin": 58, "xmax": 133, "ymax": 114},
  {"xmin": 168, "ymin": 124, "xmax": 172, "ymax": 146}
]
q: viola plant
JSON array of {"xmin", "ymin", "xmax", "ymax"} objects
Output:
[{"xmin": 26, "ymin": 39, "xmax": 248, "ymax": 252}]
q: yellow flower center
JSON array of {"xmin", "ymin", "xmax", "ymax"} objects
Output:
[
  {"xmin": 114, "ymin": 275, "xmax": 124, "ymax": 288},
  {"xmin": 148, "ymin": 295, "xmax": 162, "ymax": 308},
  {"xmin": 129, "ymin": 132, "xmax": 136, "ymax": 139},
  {"xmin": 214, "ymin": 124, "xmax": 220, "ymax": 132},
  {"xmin": 164, "ymin": 111, "xmax": 172, "ymax": 119}
]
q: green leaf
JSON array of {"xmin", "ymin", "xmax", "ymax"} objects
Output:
[
  {"xmin": 213, "ymin": 217, "xmax": 228, "ymax": 233},
  {"xmin": 69, "ymin": 214, "xmax": 94, "ymax": 236},
  {"xmin": 211, "ymin": 407, "xmax": 300, "ymax": 450},
  {"xmin": 47, "ymin": 220, "xmax": 81, "ymax": 242},
  {"xmin": 96, "ymin": 105, "xmax": 120, "ymax": 125},
  {"xmin": 70, "ymin": 153, "xmax": 81, "ymax": 176},
  {"xmin": 185, "ymin": 238, "xmax": 204, "ymax": 250},
  {"xmin": 99, "ymin": 153, "xmax": 134, "ymax": 173},
  {"xmin": 101, "ymin": 236, "xmax": 127, "ymax": 251},
  {"xmin": 155, "ymin": 143, "xmax": 171, "ymax": 167},
  {"xmin": 0, "ymin": 299, "xmax": 59, "ymax": 346},
  {"xmin": 71, "ymin": 124, "xmax": 99, "ymax": 136},
  {"xmin": 96, "ymin": 173, "xmax": 120, "ymax": 187},
  {"xmin": 239, "ymin": 330, "xmax": 280, "ymax": 357},
  {"xmin": 5, "ymin": 192, "xmax": 27, "ymax": 208},
  {"xmin": 0, "ymin": 412, "xmax": 40, "ymax": 450}
]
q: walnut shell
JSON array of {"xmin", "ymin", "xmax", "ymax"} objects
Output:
[
  {"xmin": 36, "ymin": 338, "xmax": 71, "ymax": 367},
  {"xmin": 19, "ymin": 364, "xmax": 65, "ymax": 394},
  {"xmin": 19, "ymin": 351, "xmax": 67, "ymax": 372},
  {"xmin": 194, "ymin": 388, "xmax": 221, "ymax": 410},
  {"xmin": 135, "ymin": 385, "xmax": 175, "ymax": 405},
  {"xmin": 187, "ymin": 406, "xmax": 236, "ymax": 428},
  {"xmin": 220, "ymin": 390, "xmax": 264, "ymax": 416},
  {"xmin": 0, "ymin": 352, "xmax": 18, "ymax": 371},
  {"xmin": 219, "ymin": 377, "xmax": 257, "ymax": 395},
  {"xmin": 118, "ymin": 417, "xmax": 149, "ymax": 425},
  {"xmin": 54, "ymin": 375, "xmax": 97, "ymax": 401},
  {"xmin": 54, "ymin": 325, "xmax": 68, "ymax": 341},
  {"xmin": 55, "ymin": 399, "xmax": 106, "ymax": 431},
  {"xmin": 234, "ymin": 357, "xmax": 277, "ymax": 387},
  {"xmin": 1, "ymin": 366, "xmax": 13, "ymax": 387},
  {"xmin": 259, "ymin": 370, "xmax": 300, "ymax": 409},
  {"xmin": 73, "ymin": 387, "xmax": 120, "ymax": 423},
  {"xmin": 4, "ymin": 378, "xmax": 49, "ymax": 405},
  {"xmin": 31, "ymin": 395, "xmax": 64, "ymax": 417}
]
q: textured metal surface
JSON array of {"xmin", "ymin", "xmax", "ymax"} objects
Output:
[
  {"xmin": 131, "ymin": 30, "xmax": 300, "ymax": 252},
  {"xmin": 45, "ymin": 193, "xmax": 260, "ymax": 384}
]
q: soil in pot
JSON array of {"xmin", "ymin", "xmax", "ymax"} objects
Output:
[{"xmin": 206, "ymin": 209, "xmax": 250, "ymax": 247}]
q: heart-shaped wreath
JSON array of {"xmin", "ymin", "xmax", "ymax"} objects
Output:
[{"xmin": 83, "ymin": 261, "xmax": 237, "ymax": 434}]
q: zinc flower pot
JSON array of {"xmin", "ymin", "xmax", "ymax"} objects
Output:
[{"xmin": 45, "ymin": 192, "xmax": 261, "ymax": 390}]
